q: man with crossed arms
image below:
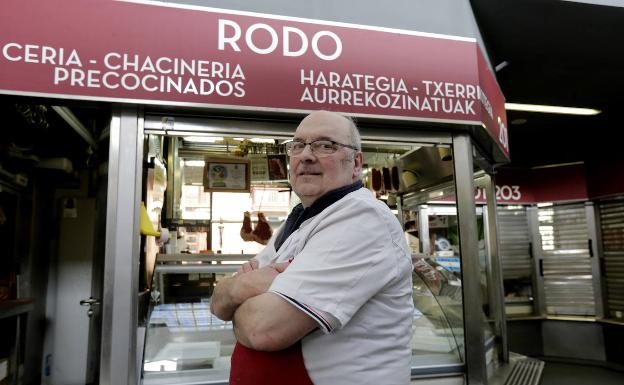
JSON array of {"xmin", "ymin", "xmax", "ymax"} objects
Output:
[{"xmin": 211, "ymin": 110, "xmax": 413, "ymax": 385}]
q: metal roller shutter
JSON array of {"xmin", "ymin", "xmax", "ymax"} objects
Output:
[
  {"xmin": 598, "ymin": 199, "xmax": 624, "ymax": 319},
  {"xmin": 498, "ymin": 207, "xmax": 531, "ymax": 280},
  {"xmin": 538, "ymin": 204, "xmax": 595, "ymax": 316}
]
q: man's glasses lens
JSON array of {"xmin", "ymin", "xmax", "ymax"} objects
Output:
[{"xmin": 286, "ymin": 140, "xmax": 338, "ymax": 156}]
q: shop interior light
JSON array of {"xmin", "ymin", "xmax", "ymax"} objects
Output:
[
  {"xmin": 184, "ymin": 160, "xmax": 205, "ymax": 167},
  {"xmin": 562, "ymin": 0, "xmax": 624, "ymax": 8},
  {"xmin": 531, "ymin": 161, "xmax": 584, "ymax": 170},
  {"xmin": 249, "ymin": 138, "xmax": 276, "ymax": 144},
  {"xmin": 183, "ymin": 136, "xmax": 223, "ymax": 143},
  {"xmin": 165, "ymin": 131, "xmax": 214, "ymax": 136},
  {"xmin": 230, "ymin": 137, "xmax": 276, "ymax": 143},
  {"xmin": 505, "ymin": 103, "xmax": 601, "ymax": 115}
]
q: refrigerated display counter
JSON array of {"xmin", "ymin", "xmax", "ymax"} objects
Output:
[
  {"xmin": 140, "ymin": 253, "xmax": 492, "ymax": 384},
  {"xmin": 138, "ymin": 134, "xmax": 508, "ymax": 384}
]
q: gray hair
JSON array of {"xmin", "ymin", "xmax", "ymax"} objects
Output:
[
  {"xmin": 338, "ymin": 114, "xmax": 362, "ymax": 168},
  {"xmin": 342, "ymin": 115, "xmax": 362, "ymax": 151}
]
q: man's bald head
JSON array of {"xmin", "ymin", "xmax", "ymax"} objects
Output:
[
  {"xmin": 289, "ymin": 110, "xmax": 363, "ymax": 207},
  {"xmin": 299, "ymin": 111, "xmax": 361, "ymax": 151}
]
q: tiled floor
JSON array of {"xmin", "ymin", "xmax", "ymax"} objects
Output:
[{"xmin": 540, "ymin": 362, "xmax": 624, "ymax": 385}]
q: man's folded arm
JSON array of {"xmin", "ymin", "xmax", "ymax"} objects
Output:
[
  {"xmin": 233, "ymin": 292, "xmax": 318, "ymax": 351},
  {"xmin": 210, "ymin": 275, "xmax": 244, "ymax": 321},
  {"xmin": 211, "ymin": 263, "xmax": 284, "ymax": 321}
]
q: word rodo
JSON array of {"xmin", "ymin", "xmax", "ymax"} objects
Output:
[{"xmin": 218, "ymin": 19, "xmax": 342, "ymax": 61}]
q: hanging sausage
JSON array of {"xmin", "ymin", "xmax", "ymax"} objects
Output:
[
  {"xmin": 391, "ymin": 165, "xmax": 400, "ymax": 191},
  {"xmin": 371, "ymin": 168, "xmax": 382, "ymax": 192},
  {"xmin": 381, "ymin": 167, "xmax": 391, "ymax": 192}
]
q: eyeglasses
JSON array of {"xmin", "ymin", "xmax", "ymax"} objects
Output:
[{"xmin": 284, "ymin": 139, "xmax": 359, "ymax": 157}]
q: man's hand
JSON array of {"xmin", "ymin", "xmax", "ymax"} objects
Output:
[
  {"xmin": 238, "ymin": 259, "xmax": 289, "ymax": 274},
  {"xmin": 211, "ymin": 261, "xmax": 290, "ymax": 321},
  {"xmin": 232, "ymin": 263, "xmax": 287, "ymax": 301},
  {"xmin": 230, "ymin": 260, "xmax": 319, "ymax": 351},
  {"xmin": 269, "ymin": 261, "xmax": 290, "ymax": 272},
  {"xmin": 238, "ymin": 258, "xmax": 259, "ymax": 273}
]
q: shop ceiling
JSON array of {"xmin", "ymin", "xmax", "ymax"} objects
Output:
[
  {"xmin": 0, "ymin": 98, "xmax": 111, "ymax": 177},
  {"xmin": 470, "ymin": 0, "xmax": 624, "ymax": 167}
]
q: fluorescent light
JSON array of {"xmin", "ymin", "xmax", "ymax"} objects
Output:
[
  {"xmin": 562, "ymin": 1, "xmax": 624, "ymax": 8},
  {"xmin": 531, "ymin": 161, "xmax": 584, "ymax": 170},
  {"xmin": 183, "ymin": 136, "xmax": 223, "ymax": 143},
  {"xmin": 505, "ymin": 103, "xmax": 600, "ymax": 115},
  {"xmin": 249, "ymin": 138, "xmax": 275, "ymax": 144},
  {"xmin": 495, "ymin": 61, "xmax": 509, "ymax": 72},
  {"xmin": 184, "ymin": 160, "xmax": 205, "ymax": 167}
]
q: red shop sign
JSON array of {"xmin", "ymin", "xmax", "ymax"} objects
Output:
[{"xmin": 0, "ymin": 0, "xmax": 508, "ymax": 158}]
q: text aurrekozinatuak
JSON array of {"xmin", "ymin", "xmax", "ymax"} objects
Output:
[{"xmin": 299, "ymin": 69, "xmax": 478, "ymax": 115}]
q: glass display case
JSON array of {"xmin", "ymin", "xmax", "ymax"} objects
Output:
[
  {"xmin": 410, "ymin": 269, "xmax": 464, "ymax": 371},
  {"xmin": 141, "ymin": 253, "xmax": 471, "ymax": 384},
  {"xmin": 139, "ymin": 132, "xmax": 500, "ymax": 384},
  {"xmin": 401, "ymin": 180, "xmax": 498, "ymax": 374},
  {"xmin": 143, "ymin": 255, "xmax": 241, "ymax": 385}
]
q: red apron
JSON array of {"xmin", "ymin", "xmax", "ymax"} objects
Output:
[{"xmin": 229, "ymin": 341, "xmax": 314, "ymax": 385}]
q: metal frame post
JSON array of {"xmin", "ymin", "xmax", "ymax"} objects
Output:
[
  {"xmin": 482, "ymin": 174, "xmax": 508, "ymax": 362},
  {"xmin": 100, "ymin": 106, "xmax": 143, "ymax": 385},
  {"xmin": 592, "ymin": 202, "xmax": 610, "ymax": 318},
  {"xmin": 418, "ymin": 205, "xmax": 430, "ymax": 255},
  {"xmin": 527, "ymin": 206, "xmax": 546, "ymax": 316},
  {"xmin": 452, "ymin": 133, "xmax": 487, "ymax": 385},
  {"xmin": 396, "ymin": 196, "xmax": 404, "ymax": 226},
  {"xmin": 165, "ymin": 136, "xmax": 179, "ymax": 220},
  {"xmin": 481, "ymin": 205, "xmax": 496, "ymax": 321},
  {"xmin": 585, "ymin": 202, "xmax": 605, "ymax": 319}
]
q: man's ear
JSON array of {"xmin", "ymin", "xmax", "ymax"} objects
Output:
[{"xmin": 353, "ymin": 152, "xmax": 363, "ymax": 179}]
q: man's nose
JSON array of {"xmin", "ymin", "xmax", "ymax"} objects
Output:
[{"xmin": 298, "ymin": 144, "xmax": 317, "ymax": 160}]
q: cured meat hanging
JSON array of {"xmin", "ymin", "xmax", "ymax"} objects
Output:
[
  {"xmin": 240, "ymin": 211, "xmax": 254, "ymax": 242},
  {"xmin": 252, "ymin": 212, "xmax": 272, "ymax": 245},
  {"xmin": 371, "ymin": 168, "xmax": 382, "ymax": 192},
  {"xmin": 391, "ymin": 166, "xmax": 400, "ymax": 191},
  {"xmin": 382, "ymin": 167, "xmax": 391, "ymax": 192}
]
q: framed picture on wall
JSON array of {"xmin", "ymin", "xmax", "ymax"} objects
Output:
[
  {"xmin": 267, "ymin": 154, "xmax": 288, "ymax": 181},
  {"xmin": 248, "ymin": 154, "xmax": 270, "ymax": 181},
  {"xmin": 203, "ymin": 156, "xmax": 251, "ymax": 192}
]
